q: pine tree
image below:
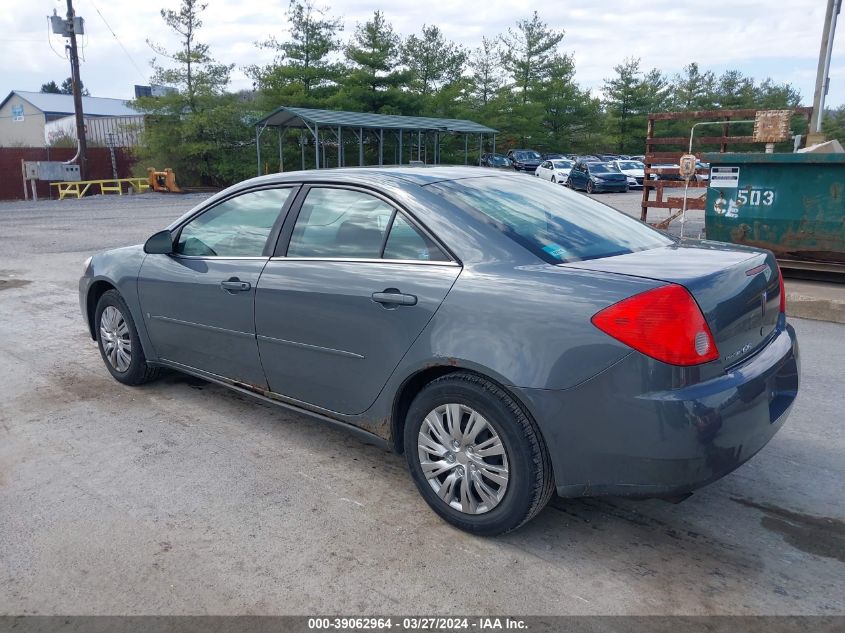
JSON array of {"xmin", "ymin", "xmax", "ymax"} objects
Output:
[
  {"xmin": 146, "ymin": 0, "xmax": 233, "ymax": 113},
  {"xmin": 338, "ymin": 11, "xmax": 409, "ymax": 113},
  {"xmin": 249, "ymin": 0, "xmax": 343, "ymax": 105}
]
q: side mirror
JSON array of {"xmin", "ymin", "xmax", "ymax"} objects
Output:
[{"xmin": 144, "ymin": 229, "xmax": 174, "ymax": 254}]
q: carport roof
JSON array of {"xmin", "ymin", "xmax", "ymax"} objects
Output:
[{"xmin": 255, "ymin": 106, "xmax": 497, "ymax": 134}]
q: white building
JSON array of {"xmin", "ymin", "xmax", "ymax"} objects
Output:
[{"xmin": 0, "ymin": 91, "xmax": 144, "ymax": 148}]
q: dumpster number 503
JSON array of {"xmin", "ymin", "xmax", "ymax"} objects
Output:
[{"xmin": 736, "ymin": 189, "xmax": 775, "ymax": 206}]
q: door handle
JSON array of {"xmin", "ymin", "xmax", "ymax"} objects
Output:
[
  {"xmin": 220, "ymin": 278, "xmax": 251, "ymax": 293},
  {"xmin": 372, "ymin": 290, "xmax": 417, "ymax": 306}
]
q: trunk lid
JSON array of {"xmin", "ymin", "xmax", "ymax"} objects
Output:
[{"xmin": 563, "ymin": 242, "xmax": 781, "ymax": 367}]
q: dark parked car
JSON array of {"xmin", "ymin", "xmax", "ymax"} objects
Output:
[
  {"xmin": 81, "ymin": 167, "xmax": 799, "ymax": 535},
  {"xmin": 507, "ymin": 149, "xmax": 543, "ymax": 172},
  {"xmin": 567, "ymin": 161, "xmax": 629, "ymax": 193},
  {"xmin": 480, "ymin": 153, "xmax": 511, "ymax": 169},
  {"xmin": 542, "ymin": 152, "xmax": 565, "ymax": 160}
]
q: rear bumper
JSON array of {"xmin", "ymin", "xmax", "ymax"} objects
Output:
[{"xmin": 515, "ymin": 323, "xmax": 800, "ymax": 498}]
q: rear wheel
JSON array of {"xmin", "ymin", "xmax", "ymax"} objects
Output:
[
  {"xmin": 404, "ymin": 373, "xmax": 554, "ymax": 535},
  {"xmin": 95, "ymin": 290, "xmax": 160, "ymax": 386},
  {"xmin": 587, "ymin": 181, "xmax": 595, "ymax": 194},
  {"xmin": 551, "ymin": 176, "xmax": 557, "ymax": 183}
]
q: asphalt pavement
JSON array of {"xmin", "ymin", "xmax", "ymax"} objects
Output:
[{"xmin": 0, "ymin": 191, "xmax": 842, "ymax": 616}]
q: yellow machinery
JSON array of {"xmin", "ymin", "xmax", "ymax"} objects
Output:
[
  {"xmin": 50, "ymin": 178, "xmax": 150, "ymax": 200},
  {"xmin": 147, "ymin": 168, "xmax": 182, "ymax": 193}
]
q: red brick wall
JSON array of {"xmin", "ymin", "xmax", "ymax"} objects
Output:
[{"xmin": 0, "ymin": 147, "xmax": 137, "ymax": 201}]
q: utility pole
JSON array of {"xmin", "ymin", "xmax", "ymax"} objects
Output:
[
  {"xmin": 809, "ymin": 0, "xmax": 841, "ymax": 141},
  {"xmin": 66, "ymin": 0, "xmax": 88, "ymax": 180}
]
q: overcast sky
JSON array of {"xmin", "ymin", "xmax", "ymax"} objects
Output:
[{"xmin": 3, "ymin": 0, "xmax": 844, "ymax": 108}]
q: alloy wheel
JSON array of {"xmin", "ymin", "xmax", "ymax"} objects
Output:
[
  {"xmin": 417, "ymin": 403, "xmax": 510, "ymax": 515},
  {"xmin": 99, "ymin": 306, "xmax": 132, "ymax": 372}
]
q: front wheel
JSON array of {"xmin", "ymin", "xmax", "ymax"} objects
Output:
[
  {"xmin": 404, "ymin": 373, "xmax": 554, "ymax": 535},
  {"xmin": 586, "ymin": 181, "xmax": 595, "ymax": 194},
  {"xmin": 551, "ymin": 176, "xmax": 557, "ymax": 183},
  {"xmin": 95, "ymin": 289, "xmax": 160, "ymax": 385}
]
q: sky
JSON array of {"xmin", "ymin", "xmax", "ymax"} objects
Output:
[{"xmin": 2, "ymin": 0, "xmax": 844, "ymax": 108}]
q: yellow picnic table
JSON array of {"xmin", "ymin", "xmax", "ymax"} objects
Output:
[{"xmin": 50, "ymin": 178, "xmax": 150, "ymax": 200}]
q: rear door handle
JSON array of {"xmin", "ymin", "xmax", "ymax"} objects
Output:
[
  {"xmin": 372, "ymin": 290, "xmax": 417, "ymax": 306},
  {"xmin": 220, "ymin": 278, "xmax": 251, "ymax": 293}
]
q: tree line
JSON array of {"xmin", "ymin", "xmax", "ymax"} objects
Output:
[{"xmin": 131, "ymin": 0, "xmax": 814, "ymax": 187}]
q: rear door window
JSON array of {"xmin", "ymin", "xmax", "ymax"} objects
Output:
[
  {"xmin": 287, "ymin": 188, "xmax": 394, "ymax": 258},
  {"xmin": 286, "ymin": 187, "xmax": 449, "ymax": 262},
  {"xmin": 383, "ymin": 214, "xmax": 448, "ymax": 261},
  {"xmin": 430, "ymin": 177, "xmax": 672, "ymax": 264}
]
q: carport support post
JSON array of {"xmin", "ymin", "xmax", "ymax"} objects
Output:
[
  {"xmin": 399, "ymin": 130, "xmax": 403, "ymax": 165},
  {"xmin": 379, "ymin": 129, "xmax": 384, "ymax": 166},
  {"xmin": 478, "ymin": 134, "xmax": 483, "ymax": 165},
  {"xmin": 278, "ymin": 128, "xmax": 284, "ymax": 172},
  {"xmin": 359, "ymin": 128, "xmax": 364, "ymax": 166},
  {"xmin": 492, "ymin": 133, "xmax": 496, "ymax": 154},
  {"xmin": 315, "ymin": 124, "xmax": 320, "ymax": 169},
  {"xmin": 300, "ymin": 133, "xmax": 305, "ymax": 170},
  {"xmin": 255, "ymin": 126, "xmax": 261, "ymax": 176},
  {"xmin": 338, "ymin": 126, "xmax": 342, "ymax": 167},
  {"xmin": 418, "ymin": 131, "xmax": 422, "ymax": 161},
  {"xmin": 464, "ymin": 134, "xmax": 468, "ymax": 165}
]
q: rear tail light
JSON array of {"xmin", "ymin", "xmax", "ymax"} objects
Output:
[
  {"xmin": 778, "ymin": 264, "xmax": 786, "ymax": 314},
  {"xmin": 591, "ymin": 284, "xmax": 719, "ymax": 366}
]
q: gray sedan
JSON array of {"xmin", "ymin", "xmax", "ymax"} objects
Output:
[{"xmin": 79, "ymin": 167, "xmax": 800, "ymax": 535}]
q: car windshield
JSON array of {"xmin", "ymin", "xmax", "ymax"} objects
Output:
[
  {"xmin": 552, "ymin": 160, "xmax": 573, "ymax": 169},
  {"xmin": 489, "ymin": 156, "xmax": 508, "ymax": 165},
  {"xmin": 617, "ymin": 161, "xmax": 642, "ymax": 170},
  {"xmin": 591, "ymin": 163, "xmax": 616, "ymax": 173},
  {"xmin": 515, "ymin": 151, "xmax": 541, "ymax": 160},
  {"xmin": 430, "ymin": 177, "xmax": 673, "ymax": 264}
]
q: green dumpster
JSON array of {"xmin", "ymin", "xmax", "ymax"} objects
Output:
[{"xmin": 703, "ymin": 152, "xmax": 845, "ymax": 264}]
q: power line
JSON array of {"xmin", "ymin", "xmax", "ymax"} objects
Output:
[
  {"xmin": 85, "ymin": 0, "xmax": 147, "ymax": 81},
  {"xmin": 45, "ymin": 17, "xmax": 68, "ymax": 60}
]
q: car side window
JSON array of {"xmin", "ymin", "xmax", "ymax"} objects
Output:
[
  {"xmin": 175, "ymin": 188, "xmax": 292, "ymax": 257},
  {"xmin": 287, "ymin": 188, "xmax": 394, "ymax": 258},
  {"xmin": 383, "ymin": 213, "xmax": 448, "ymax": 261}
]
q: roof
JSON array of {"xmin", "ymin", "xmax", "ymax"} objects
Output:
[
  {"xmin": 256, "ymin": 106, "xmax": 497, "ymax": 134},
  {"xmin": 233, "ymin": 166, "xmax": 518, "ymax": 192},
  {"xmin": 0, "ymin": 91, "xmax": 138, "ymax": 117}
]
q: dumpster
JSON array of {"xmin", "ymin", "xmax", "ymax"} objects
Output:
[{"xmin": 703, "ymin": 152, "xmax": 845, "ymax": 265}]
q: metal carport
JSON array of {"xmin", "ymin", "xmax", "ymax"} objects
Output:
[{"xmin": 253, "ymin": 106, "xmax": 498, "ymax": 175}]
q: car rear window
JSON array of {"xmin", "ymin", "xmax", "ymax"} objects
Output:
[{"xmin": 430, "ymin": 177, "xmax": 673, "ymax": 264}]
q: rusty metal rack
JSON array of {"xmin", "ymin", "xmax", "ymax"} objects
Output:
[{"xmin": 640, "ymin": 108, "xmax": 813, "ymax": 226}]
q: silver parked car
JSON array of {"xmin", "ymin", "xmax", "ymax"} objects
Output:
[{"xmin": 80, "ymin": 167, "xmax": 799, "ymax": 535}]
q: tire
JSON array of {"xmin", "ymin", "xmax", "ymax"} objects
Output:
[
  {"xmin": 403, "ymin": 373, "xmax": 554, "ymax": 536},
  {"xmin": 95, "ymin": 289, "xmax": 160, "ymax": 386},
  {"xmin": 565, "ymin": 177, "xmax": 573, "ymax": 189},
  {"xmin": 551, "ymin": 176, "xmax": 557, "ymax": 183},
  {"xmin": 587, "ymin": 181, "xmax": 595, "ymax": 194}
]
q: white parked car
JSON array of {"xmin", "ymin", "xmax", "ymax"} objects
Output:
[
  {"xmin": 609, "ymin": 160, "xmax": 645, "ymax": 189},
  {"xmin": 534, "ymin": 159, "xmax": 575, "ymax": 184}
]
